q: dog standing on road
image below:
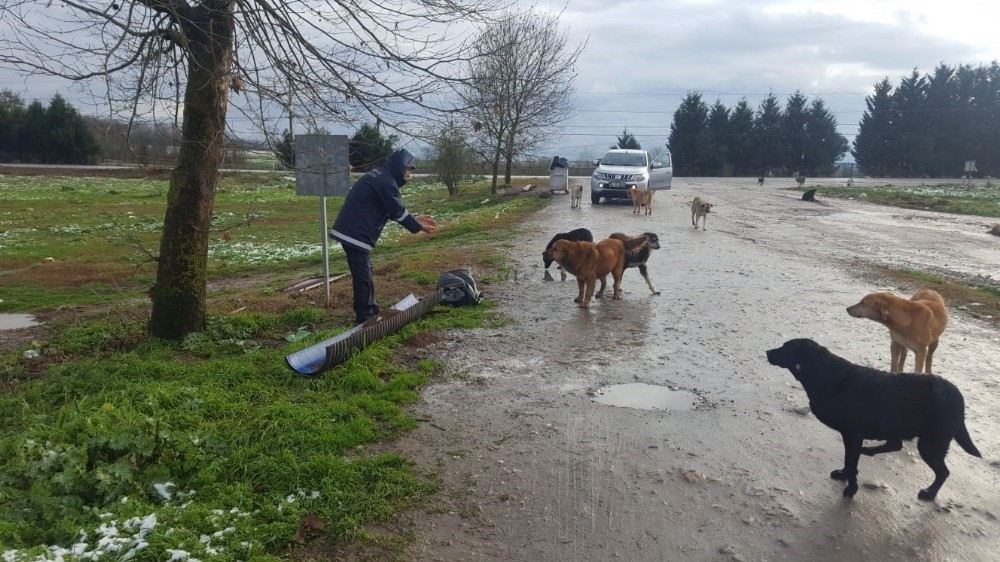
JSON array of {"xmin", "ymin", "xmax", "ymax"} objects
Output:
[
  {"xmin": 766, "ymin": 338, "xmax": 980, "ymax": 501},
  {"xmin": 543, "ymin": 228, "xmax": 594, "ymax": 282},
  {"xmin": 757, "ymin": 177, "xmax": 765, "ymax": 186},
  {"xmin": 691, "ymin": 197, "xmax": 713, "ymax": 230},
  {"xmin": 796, "ymin": 176, "xmax": 806, "ymax": 187},
  {"xmin": 629, "ymin": 187, "xmax": 654, "ymax": 215},
  {"xmin": 609, "ymin": 232, "xmax": 661, "ymax": 295},
  {"xmin": 570, "ymin": 183, "xmax": 583, "ymax": 209},
  {"xmin": 544, "ymin": 238, "xmax": 625, "ymax": 308},
  {"xmin": 847, "ymin": 288, "xmax": 948, "ymax": 374}
]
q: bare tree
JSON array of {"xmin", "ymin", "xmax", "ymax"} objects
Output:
[
  {"xmin": 429, "ymin": 120, "xmax": 474, "ymax": 197},
  {"xmin": 0, "ymin": 0, "xmax": 506, "ymax": 339},
  {"xmin": 465, "ymin": 10, "xmax": 582, "ymax": 192}
]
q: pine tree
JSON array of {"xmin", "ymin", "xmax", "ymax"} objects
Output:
[
  {"xmin": 0, "ymin": 90, "xmax": 24, "ymax": 158},
  {"xmin": 924, "ymin": 64, "xmax": 957, "ymax": 177},
  {"xmin": 613, "ymin": 128, "xmax": 641, "ymax": 149},
  {"xmin": 18, "ymin": 101, "xmax": 48, "ymax": 162},
  {"xmin": 349, "ymin": 122, "xmax": 397, "ymax": 171},
  {"xmin": 803, "ymin": 99, "xmax": 848, "ymax": 175},
  {"xmin": 780, "ymin": 92, "xmax": 809, "ymax": 175},
  {"xmin": 668, "ymin": 92, "xmax": 709, "ymax": 176},
  {"xmin": 704, "ymin": 100, "xmax": 730, "ymax": 175},
  {"xmin": 46, "ymin": 94, "xmax": 100, "ymax": 164},
  {"xmin": 892, "ymin": 69, "xmax": 930, "ymax": 176},
  {"xmin": 752, "ymin": 94, "xmax": 784, "ymax": 175},
  {"xmin": 727, "ymin": 99, "xmax": 755, "ymax": 176},
  {"xmin": 853, "ymin": 78, "xmax": 896, "ymax": 177}
]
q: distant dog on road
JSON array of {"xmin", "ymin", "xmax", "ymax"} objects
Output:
[
  {"xmin": 796, "ymin": 176, "xmax": 806, "ymax": 187},
  {"xmin": 766, "ymin": 338, "xmax": 981, "ymax": 501},
  {"xmin": 570, "ymin": 183, "xmax": 583, "ymax": 209},
  {"xmin": 629, "ymin": 187, "xmax": 654, "ymax": 215},
  {"xmin": 847, "ymin": 288, "xmax": 948, "ymax": 374},
  {"xmin": 690, "ymin": 197, "xmax": 713, "ymax": 230},
  {"xmin": 543, "ymin": 228, "xmax": 593, "ymax": 281},
  {"xmin": 757, "ymin": 177, "xmax": 765, "ymax": 186},
  {"xmin": 609, "ymin": 232, "xmax": 661, "ymax": 295}
]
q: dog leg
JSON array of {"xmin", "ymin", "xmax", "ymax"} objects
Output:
[
  {"xmin": 639, "ymin": 264, "xmax": 660, "ymax": 295},
  {"xmin": 861, "ymin": 439, "xmax": 903, "ymax": 456},
  {"xmin": 916, "ymin": 436, "xmax": 951, "ymax": 501},
  {"xmin": 896, "ymin": 346, "xmax": 909, "ymax": 373},
  {"xmin": 925, "ymin": 340, "xmax": 939, "ymax": 374},
  {"xmin": 702, "ymin": 216, "xmax": 707, "ymax": 231},
  {"xmin": 890, "ymin": 341, "xmax": 903, "ymax": 372},
  {"xmin": 559, "ymin": 266, "xmax": 567, "ymax": 282},
  {"xmin": 575, "ymin": 278, "xmax": 584, "ymax": 304},
  {"xmin": 831, "ymin": 433, "xmax": 862, "ymax": 498},
  {"xmin": 595, "ymin": 276, "xmax": 607, "ymax": 299},
  {"xmin": 914, "ymin": 347, "xmax": 928, "ymax": 374},
  {"xmin": 611, "ymin": 268, "xmax": 623, "ymax": 300},
  {"xmin": 692, "ymin": 213, "xmax": 697, "ymax": 227},
  {"xmin": 582, "ymin": 278, "xmax": 595, "ymax": 308}
]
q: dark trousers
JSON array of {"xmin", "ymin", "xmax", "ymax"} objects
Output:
[{"xmin": 344, "ymin": 245, "xmax": 379, "ymax": 324}]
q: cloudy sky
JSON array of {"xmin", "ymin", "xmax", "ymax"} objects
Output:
[
  {"xmin": 2, "ymin": 0, "xmax": 998, "ymax": 164},
  {"xmin": 540, "ymin": 0, "xmax": 1000, "ymax": 161}
]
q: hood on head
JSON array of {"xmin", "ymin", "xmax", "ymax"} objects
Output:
[{"xmin": 385, "ymin": 148, "xmax": 416, "ymax": 186}]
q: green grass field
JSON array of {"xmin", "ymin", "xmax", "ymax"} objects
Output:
[{"xmin": 0, "ymin": 172, "xmax": 545, "ymax": 560}]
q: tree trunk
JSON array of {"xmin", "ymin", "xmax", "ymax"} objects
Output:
[
  {"xmin": 490, "ymin": 138, "xmax": 503, "ymax": 195},
  {"xmin": 148, "ymin": 4, "xmax": 235, "ymax": 340}
]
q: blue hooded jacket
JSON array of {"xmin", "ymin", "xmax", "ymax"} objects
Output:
[{"xmin": 329, "ymin": 148, "xmax": 423, "ymax": 252}]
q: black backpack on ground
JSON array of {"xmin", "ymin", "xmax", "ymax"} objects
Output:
[{"xmin": 438, "ymin": 269, "xmax": 482, "ymax": 306}]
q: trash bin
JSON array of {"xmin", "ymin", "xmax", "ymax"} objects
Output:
[{"xmin": 549, "ymin": 155, "xmax": 569, "ymax": 194}]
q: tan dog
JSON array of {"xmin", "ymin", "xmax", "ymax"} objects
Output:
[
  {"xmin": 545, "ymin": 238, "xmax": 625, "ymax": 308},
  {"xmin": 846, "ymin": 289, "xmax": 948, "ymax": 374},
  {"xmin": 570, "ymin": 183, "xmax": 583, "ymax": 209},
  {"xmin": 690, "ymin": 197, "xmax": 713, "ymax": 230},
  {"xmin": 628, "ymin": 187, "xmax": 654, "ymax": 215}
]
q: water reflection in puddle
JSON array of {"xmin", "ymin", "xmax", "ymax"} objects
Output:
[
  {"xmin": 591, "ymin": 383, "xmax": 699, "ymax": 411},
  {"xmin": 0, "ymin": 314, "xmax": 39, "ymax": 330}
]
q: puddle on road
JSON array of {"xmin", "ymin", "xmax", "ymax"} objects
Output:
[
  {"xmin": 0, "ymin": 314, "xmax": 39, "ymax": 330},
  {"xmin": 591, "ymin": 383, "xmax": 700, "ymax": 411}
]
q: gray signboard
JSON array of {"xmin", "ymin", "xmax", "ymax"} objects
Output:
[{"xmin": 294, "ymin": 134, "xmax": 350, "ymax": 196}]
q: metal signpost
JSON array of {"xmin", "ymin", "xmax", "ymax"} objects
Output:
[{"xmin": 294, "ymin": 134, "xmax": 351, "ymax": 306}]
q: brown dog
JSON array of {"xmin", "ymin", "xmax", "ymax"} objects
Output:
[
  {"xmin": 628, "ymin": 187, "xmax": 654, "ymax": 215},
  {"xmin": 691, "ymin": 197, "xmax": 712, "ymax": 230},
  {"xmin": 545, "ymin": 238, "xmax": 625, "ymax": 308},
  {"xmin": 846, "ymin": 289, "xmax": 948, "ymax": 374}
]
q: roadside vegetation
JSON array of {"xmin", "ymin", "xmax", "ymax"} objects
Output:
[
  {"xmin": 866, "ymin": 265, "xmax": 1000, "ymax": 328},
  {"xmin": 801, "ymin": 182, "xmax": 1000, "ymax": 218},
  {"xmin": 0, "ymin": 171, "xmax": 546, "ymax": 560}
]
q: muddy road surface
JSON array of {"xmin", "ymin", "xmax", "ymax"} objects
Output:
[{"xmin": 395, "ymin": 178, "xmax": 1000, "ymax": 562}]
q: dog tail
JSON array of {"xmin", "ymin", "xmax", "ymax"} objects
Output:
[{"xmin": 955, "ymin": 421, "xmax": 982, "ymax": 458}]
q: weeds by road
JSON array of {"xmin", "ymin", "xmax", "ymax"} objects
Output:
[
  {"xmin": 802, "ymin": 182, "xmax": 1000, "ymax": 218},
  {"xmin": 0, "ymin": 172, "xmax": 546, "ymax": 560}
]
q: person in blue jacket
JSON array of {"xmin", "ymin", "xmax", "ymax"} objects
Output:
[{"xmin": 330, "ymin": 148, "xmax": 437, "ymax": 324}]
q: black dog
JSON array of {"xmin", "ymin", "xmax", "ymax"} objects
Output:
[
  {"xmin": 766, "ymin": 338, "xmax": 981, "ymax": 501},
  {"xmin": 609, "ymin": 232, "xmax": 661, "ymax": 295},
  {"xmin": 542, "ymin": 228, "xmax": 593, "ymax": 281}
]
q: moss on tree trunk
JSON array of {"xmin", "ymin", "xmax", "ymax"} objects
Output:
[{"xmin": 148, "ymin": 5, "xmax": 234, "ymax": 340}]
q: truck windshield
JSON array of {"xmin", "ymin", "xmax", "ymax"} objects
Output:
[{"xmin": 601, "ymin": 152, "xmax": 647, "ymax": 167}]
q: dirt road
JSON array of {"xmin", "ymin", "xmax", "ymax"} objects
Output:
[{"xmin": 395, "ymin": 178, "xmax": 1000, "ymax": 562}]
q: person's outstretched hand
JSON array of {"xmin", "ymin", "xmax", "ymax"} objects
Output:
[{"xmin": 416, "ymin": 215, "xmax": 438, "ymax": 233}]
